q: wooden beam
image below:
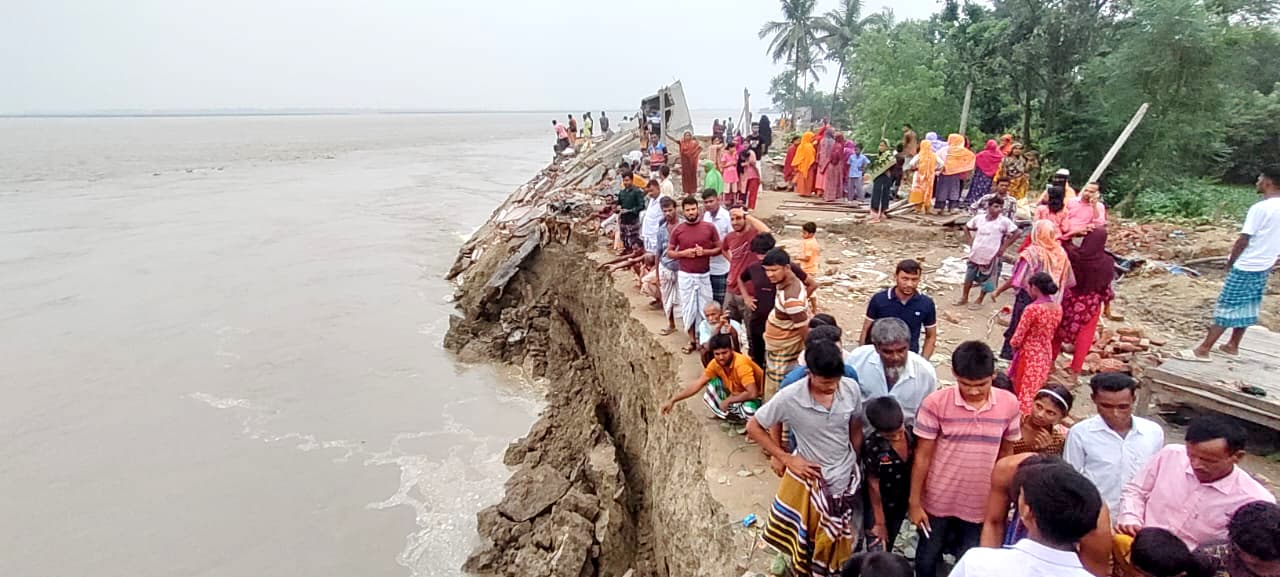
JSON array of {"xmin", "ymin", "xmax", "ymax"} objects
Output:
[
  {"xmin": 1087, "ymin": 103, "xmax": 1149, "ymax": 185},
  {"xmin": 959, "ymin": 83, "xmax": 973, "ymax": 135}
]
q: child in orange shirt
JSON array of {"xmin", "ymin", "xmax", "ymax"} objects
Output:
[{"xmin": 799, "ymin": 222, "xmax": 822, "ymax": 310}]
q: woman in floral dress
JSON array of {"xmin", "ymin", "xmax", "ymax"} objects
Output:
[{"xmin": 1009, "ymin": 272, "xmax": 1064, "ymax": 414}]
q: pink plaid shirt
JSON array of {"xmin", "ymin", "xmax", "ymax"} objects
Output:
[{"xmin": 1117, "ymin": 444, "xmax": 1276, "ymax": 548}]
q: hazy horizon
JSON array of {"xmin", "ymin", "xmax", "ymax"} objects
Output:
[{"xmin": 2, "ymin": 0, "xmax": 942, "ymax": 116}]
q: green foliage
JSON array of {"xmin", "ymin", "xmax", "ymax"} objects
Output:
[
  {"xmin": 775, "ymin": 0, "xmax": 1280, "ymax": 220},
  {"xmin": 759, "ymin": 0, "xmax": 824, "ymax": 119},
  {"xmin": 1126, "ymin": 178, "xmax": 1259, "ymax": 221}
]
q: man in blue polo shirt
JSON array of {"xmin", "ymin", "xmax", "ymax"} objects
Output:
[{"xmin": 860, "ymin": 259, "xmax": 937, "ymax": 358}]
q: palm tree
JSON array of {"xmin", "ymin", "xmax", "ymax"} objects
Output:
[
  {"xmin": 759, "ymin": 0, "xmax": 822, "ymax": 122},
  {"xmin": 816, "ymin": 0, "xmax": 892, "ymax": 116}
]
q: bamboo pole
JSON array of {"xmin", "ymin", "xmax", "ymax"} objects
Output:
[
  {"xmin": 1087, "ymin": 103, "xmax": 1149, "ymax": 184},
  {"xmin": 959, "ymin": 83, "xmax": 973, "ymax": 134}
]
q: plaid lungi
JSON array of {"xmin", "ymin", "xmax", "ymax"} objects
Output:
[{"xmin": 1213, "ymin": 267, "xmax": 1270, "ymax": 328}]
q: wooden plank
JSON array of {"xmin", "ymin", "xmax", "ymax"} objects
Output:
[
  {"xmin": 1151, "ymin": 353, "xmax": 1280, "ymax": 398},
  {"xmin": 1148, "ymin": 363, "xmax": 1280, "ymax": 414},
  {"xmin": 1148, "ymin": 377, "xmax": 1280, "ymax": 431},
  {"xmin": 1236, "ymin": 327, "xmax": 1280, "ymax": 361}
]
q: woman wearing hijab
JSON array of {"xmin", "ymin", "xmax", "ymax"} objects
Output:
[
  {"xmin": 678, "ymin": 132, "xmax": 701, "ymax": 197},
  {"xmin": 994, "ymin": 220, "xmax": 1076, "ymax": 360},
  {"xmin": 925, "ymin": 131, "xmax": 945, "ymax": 152},
  {"xmin": 937, "ymin": 133, "xmax": 975, "ymax": 214},
  {"xmin": 999, "ymin": 134, "xmax": 1014, "ymax": 155},
  {"xmin": 995, "ymin": 142, "xmax": 1030, "ymax": 200},
  {"xmin": 816, "ymin": 130, "xmax": 835, "ymax": 199},
  {"xmin": 782, "ymin": 135, "xmax": 800, "ymax": 188},
  {"xmin": 701, "ymin": 160, "xmax": 724, "ymax": 195},
  {"xmin": 1052, "ymin": 224, "xmax": 1114, "ymax": 375},
  {"xmin": 758, "ymin": 115, "xmax": 773, "ymax": 156},
  {"xmin": 968, "ymin": 139, "xmax": 1004, "ymax": 205},
  {"xmin": 824, "ymin": 133, "xmax": 847, "ymax": 202},
  {"xmin": 907, "ymin": 137, "xmax": 941, "ymax": 213},
  {"xmin": 792, "ymin": 132, "xmax": 818, "ymax": 196}
]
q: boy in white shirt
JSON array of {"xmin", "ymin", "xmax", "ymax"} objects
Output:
[{"xmin": 957, "ymin": 197, "xmax": 1018, "ymax": 308}]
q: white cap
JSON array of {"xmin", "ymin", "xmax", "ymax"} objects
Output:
[{"xmin": 1055, "ymin": 168, "xmax": 1070, "ymax": 176}]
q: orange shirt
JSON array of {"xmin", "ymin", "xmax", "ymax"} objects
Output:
[
  {"xmin": 703, "ymin": 352, "xmax": 764, "ymax": 395},
  {"xmin": 800, "ymin": 237, "xmax": 822, "ymax": 276}
]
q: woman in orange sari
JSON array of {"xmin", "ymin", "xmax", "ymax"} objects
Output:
[
  {"xmin": 793, "ymin": 132, "xmax": 818, "ymax": 196},
  {"xmin": 678, "ymin": 131, "xmax": 701, "ymax": 196},
  {"xmin": 908, "ymin": 139, "xmax": 940, "ymax": 213}
]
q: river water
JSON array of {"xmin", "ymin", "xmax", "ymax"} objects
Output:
[{"xmin": 0, "ymin": 114, "xmax": 570, "ymax": 577}]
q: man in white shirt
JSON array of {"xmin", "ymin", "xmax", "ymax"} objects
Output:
[
  {"xmin": 702, "ymin": 189, "xmax": 732, "ymax": 305},
  {"xmin": 1064, "ymin": 373, "xmax": 1165, "ymax": 515},
  {"xmin": 658, "ymin": 165, "xmax": 675, "ymax": 198},
  {"xmin": 950, "ymin": 463, "xmax": 1101, "ymax": 577},
  {"xmin": 1191, "ymin": 167, "xmax": 1280, "ymax": 359},
  {"xmin": 845, "ymin": 317, "xmax": 938, "ymax": 428},
  {"xmin": 640, "ymin": 177, "xmax": 665, "ymax": 254}
]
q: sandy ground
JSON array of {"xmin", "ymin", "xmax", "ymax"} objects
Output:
[{"xmin": 601, "ymin": 180, "xmax": 1279, "ymax": 573}]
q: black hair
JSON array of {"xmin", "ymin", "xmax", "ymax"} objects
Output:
[
  {"xmin": 902, "ymin": 123, "xmax": 913, "ymax": 131},
  {"xmin": 749, "ymin": 233, "xmax": 776, "ymax": 255},
  {"xmin": 840, "ymin": 551, "xmax": 913, "ymax": 577},
  {"xmin": 1131, "ymin": 528, "xmax": 1216, "ymax": 577},
  {"xmin": 1047, "ymin": 184, "xmax": 1066, "ymax": 213},
  {"xmin": 952, "ymin": 341, "xmax": 996, "ymax": 381},
  {"xmin": 659, "ymin": 196, "xmax": 675, "ymax": 209},
  {"xmin": 646, "ymin": 178, "xmax": 661, "ymax": 190},
  {"xmin": 895, "ymin": 143, "xmax": 904, "ymax": 152},
  {"xmin": 701, "ymin": 188, "xmax": 718, "ymax": 200},
  {"xmin": 1230, "ymin": 501, "xmax": 1280, "ymax": 561},
  {"xmin": 1089, "ymin": 372, "xmax": 1138, "ymax": 396},
  {"xmin": 659, "ymin": 165, "xmax": 670, "ymax": 177},
  {"xmin": 866, "ymin": 396, "xmax": 905, "ymax": 432},
  {"xmin": 986, "ymin": 196, "xmax": 1004, "ymax": 207},
  {"xmin": 681, "ymin": 196, "xmax": 699, "ymax": 208},
  {"xmin": 1020, "ymin": 463, "xmax": 1102, "ymax": 545},
  {"xmin": 552, "ymin": 120, "xmax": 558, "ymax": 125},
  {"xmin": 1262, "ymin": 166, "xmax": 1280, "ymax": 184},
  {"xmin": 997, "ymin": 175, "xmax": 1012, "ymax": 183},
  {"xmin": 805, "ymin": 340, "xmax": 845, "ymax": 379},
  {"xmin": 621, "ymin": 167, "xmax": 634, "ymax": 179},
  {"xmin": 708, "ymin": 333, "xmax": 734, "ymax": 352},
  {"xmin": 762, "ymin": 248, "xmax": 791, "ymax": 267},
  {"xmin": 1028, "ymin": 271, "xmax": 1059, "ymax": 296},
  {"xmin": 619, "ymin": 211, "xmax": 639, "ymax": 225},
  {"xmin": 993, "ymin": 370, "xmax": 1014, "ymax": 392},
  {"xmin": 1185, "ymin": 416, "xmax": 1248, "ymax": 453},
  {"xmin": 806, "ymin": 325, "xmax": 843, "ymax": 347},
  {"xmin": 1035, "ymin": 384, "xmax": 1074, "ymax": 413},
  {"xmin": 895, "ymin": 259, "xmax": 921, "ymax": 276},
  {"xmin": 810, "ymin": 313, "xmax": 839, "ymax": 328},
  {"xmin": 802, "ymin": 222, "xmax": 817, "ymax": 234}
]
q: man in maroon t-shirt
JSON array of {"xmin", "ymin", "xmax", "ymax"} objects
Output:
[
  {"xmin": 723, "ymin": 208, "xmax": 771, "ymax": 324},
  {"xmin": 667, "ymin": 197, "xmax": 722, "ymax": 354}
]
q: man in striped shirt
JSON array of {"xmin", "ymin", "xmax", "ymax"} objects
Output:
[{"xmin": 908, "ymin": 341, "xmax": 1022, "ymax": 577}]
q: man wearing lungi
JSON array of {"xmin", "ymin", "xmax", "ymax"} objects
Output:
[{"xmin": 667, "ymin": 196, "xmax": 721, "ymax": 355}]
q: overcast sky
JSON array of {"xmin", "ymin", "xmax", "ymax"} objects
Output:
[{"xmin": 2, "ymin": 0, "xmax": 942, "ymax": 114}]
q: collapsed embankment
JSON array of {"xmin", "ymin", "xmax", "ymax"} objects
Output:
[{"xmin": 444, "ymin": 135, "xmax": 736, "ymax": 577}]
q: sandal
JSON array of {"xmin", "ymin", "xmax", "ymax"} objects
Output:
[
  {"xmin": 658, "ymin": 327, "xmax": 676, "ymax": 336},
  {"xmin": 681, "ymin": 343, "xmax": 697, "ymax": 355}
]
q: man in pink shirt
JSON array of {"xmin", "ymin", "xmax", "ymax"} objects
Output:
[
  {"xmin": 909, "ymin": 341, "xmax": 1023, "ymax": 577},
  {"xmin": 1062, "ymin": 182, "xmax": 1108, "ymax": 239},
  {"xmin": 1116, "ymin": 416, "xmax": 1276, "ymax": 549}
]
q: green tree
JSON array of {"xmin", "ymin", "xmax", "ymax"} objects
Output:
[
  {"xmin": 815, "ymin": 0, "xmax": 892, "ymax": 120},
  {"xmin": 759, "ymin": 0, "xmax": 824, "ymax": 121}
]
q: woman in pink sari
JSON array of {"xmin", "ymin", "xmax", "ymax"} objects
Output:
[{"xmin": 818, "ymin": 131, "xmax": 838, "ymax": 201}]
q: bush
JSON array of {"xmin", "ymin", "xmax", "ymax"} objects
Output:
[{"xmin": 1113, "ymin": 178, "xmax": 1257, "ymax": 222}]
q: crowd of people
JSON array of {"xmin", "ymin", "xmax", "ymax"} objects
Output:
[{"xmin": 584, "ymin": 114, "xmax": 1280, "ymax": 577}]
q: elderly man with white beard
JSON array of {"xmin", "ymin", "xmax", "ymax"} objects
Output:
[{"xmin": 846, "ymin": 317, "xmax": 939, "ymax": 428}]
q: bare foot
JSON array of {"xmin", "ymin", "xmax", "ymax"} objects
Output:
[
  {"xmin": 967, "ymin": 302, "xmax": 984, "ymax": 311},
  {"xmin": 1218, "ymin": 344, "xmax": 1240, "ymax": 356},
  {"xmin": 953, "ymin": 298, "xmax": 969, "ymax": 307}
]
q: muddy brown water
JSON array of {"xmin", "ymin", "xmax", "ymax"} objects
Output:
[{"xmin": 0, "ymin": 114, "xmax": 578, "ymax": 577}]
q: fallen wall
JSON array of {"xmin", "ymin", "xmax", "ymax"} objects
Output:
[{"xmin": 445, "ymin": 136, "xmax": 736, "ymax": 577}]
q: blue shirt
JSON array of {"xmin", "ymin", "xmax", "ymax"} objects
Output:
[
  {"xmin": 865, "ymin": 287, "xmax": 937, "ymax": 354},
  {"xmin": 779, "ymin": 363, "xmax": 860, "ymax": 390},
  {"xmin": 848, "ymin": 153, "xmax": 870, "ymax": 178}
]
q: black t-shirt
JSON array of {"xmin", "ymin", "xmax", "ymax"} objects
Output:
[{"xmin": 861, "ymin": 427, "xmax": 916, "ymax": 511}]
